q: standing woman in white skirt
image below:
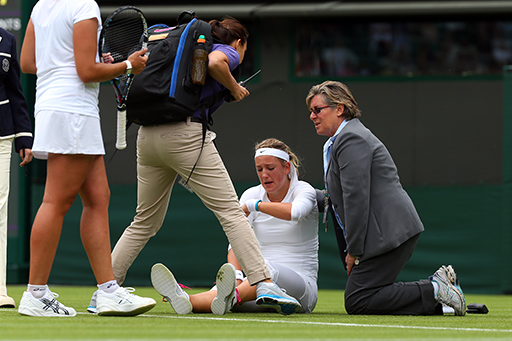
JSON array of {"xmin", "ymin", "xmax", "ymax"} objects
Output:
[{"xmin": 18, "ymin": 0, "xmax": 155, "ymax": 317}]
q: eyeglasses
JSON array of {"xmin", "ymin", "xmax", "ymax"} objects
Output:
[{"xmin": 309, "ymin": 106, "xmax": 330, "ymax": 115}]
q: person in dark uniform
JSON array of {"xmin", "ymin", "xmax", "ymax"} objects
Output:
[{"xmin": 0, "ymin": 27, "xmax": 33, "ymax": 308}]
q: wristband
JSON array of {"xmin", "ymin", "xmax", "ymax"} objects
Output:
[
  {"xmin": 245, "ymin": 199, "xmax": 260, "ymax": 213},
  {"xmin": 123, "ymin": 60, "xmax": 132, "ymax": 75},
  {"xmin": 255, "ymin": 199, "xmax": 262, "ymax": 211}
]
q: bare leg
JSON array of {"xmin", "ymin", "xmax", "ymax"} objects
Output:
[
  {"xmin": 189, "ymin": 290, "xmax": 216, "ymax": 313},
  {"xmin": 29, "ymin": 154, "xmax": 96, "ymax": 285},
  {"xmin": 79, "ymin": 156, "xmax": 115, "ymax": 284},
  {"xmin": 235, "ymin": 280, "xmax": 257, "ymax": 303},
  {"xmin": 189, "ymin": 280, "xmax": 257, "ymax": 313}
]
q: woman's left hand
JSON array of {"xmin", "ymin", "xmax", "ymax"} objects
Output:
[
  {"xmin": 241, "ymin": 203, "xmax": 250, "ymax": 216},
  {"xmin": 229, "ymin": 83, "xmax": 250, "ymax": 102},
  {"xmin": 19, "ymin": 148, "xmax": 33, "ymax": 167},
  {"xmin": 345, "ymin": 254, "xmax": 356, "ymax": 276}
]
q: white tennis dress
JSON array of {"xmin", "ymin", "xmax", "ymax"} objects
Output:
[{"xmin": 30, "ymin": 0, "xmax": 104, "ymax": 159}]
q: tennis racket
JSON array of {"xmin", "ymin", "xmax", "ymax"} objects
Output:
[{"xmin": 99, "ymin": 6, "xmax": 148, "ymax": 150}]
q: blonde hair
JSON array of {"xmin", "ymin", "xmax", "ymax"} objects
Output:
[
  {"xmin": 255, "ymin": 138, "xmax": 301, "ymax": 178},
  {"xmin": 306, "ymin": 80, "xmax": 361, "ymax": 120}
]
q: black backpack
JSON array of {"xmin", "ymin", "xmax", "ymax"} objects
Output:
[
  {"xmin": 125, "ymin": 11, "xmax": 237, "ymax": 184},
  {"xmin": 126, "ymin": 11, "xmax": 229, "ymax": 126}
]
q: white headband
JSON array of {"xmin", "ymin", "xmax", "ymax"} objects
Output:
[{"xmin": 254, "ymin": 148, "xmax": 290, "ymax": 161}]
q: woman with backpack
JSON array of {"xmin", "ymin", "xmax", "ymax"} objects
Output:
[{"xmin": 106, "ymin": 17, "xmax": 300, "ymax": 314}]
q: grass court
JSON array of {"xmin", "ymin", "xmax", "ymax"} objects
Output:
[{"xmin": 1, "ymin": 285, "xmax": 512, "ymax": 340}]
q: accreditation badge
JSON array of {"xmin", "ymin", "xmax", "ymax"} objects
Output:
[{"xmin": 2, "ymin": 58, "xmax": 9, "ymax": 73}]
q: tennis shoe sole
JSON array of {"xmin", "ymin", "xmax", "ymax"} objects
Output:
[
  {"xmin": 151, "ymin": 263, "xmax": 192, "ymax": 314},
  {"xmin": 211, "ymin": 263, "xmax": 237, "ymax": 315}
]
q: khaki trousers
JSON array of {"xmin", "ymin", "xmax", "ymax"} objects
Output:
[{"xmin": 111, "ymin": 119, "xmax": 270, "ymax": 285}]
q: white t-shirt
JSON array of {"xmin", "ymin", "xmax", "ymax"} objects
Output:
[
  {"xmin": 31, "ymin": 0, "xmax": 101, "ymax": 117},
  {"xmin": 239, "ymin": 179, "xmax": 319, "ymax": 281}
]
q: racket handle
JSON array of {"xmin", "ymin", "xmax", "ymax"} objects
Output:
[{"xmin": 116, "ymin": 108, "xmax": 127, "ymax": 150}]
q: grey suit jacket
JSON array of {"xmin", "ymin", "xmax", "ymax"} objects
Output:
[{"xmin": 326, "ymin": 118, "xmax": 424, "ymax": 261}]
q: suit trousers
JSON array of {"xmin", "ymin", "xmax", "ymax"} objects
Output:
[
  {"xmin": 111, "ymin": 118, "xmax": 270, "ymax": 285},
  {"xmin": 0, "ymin": 138, "xmax": 12, "ymax": 295},
  {"xmin": 344, "ymin": 233, "xmax": 441, "ymax": 315}
]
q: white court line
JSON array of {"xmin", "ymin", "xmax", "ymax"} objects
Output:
[{"xmin": 129, "ymin": 313, "xmax": 512, "ymax": 334}]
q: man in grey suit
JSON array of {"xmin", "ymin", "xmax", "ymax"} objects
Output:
[{"xmin": 307, "ymin": 80, "xmax": 466, "ymax": 316}]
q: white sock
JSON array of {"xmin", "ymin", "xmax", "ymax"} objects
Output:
[
  {"xmin": 431, "ymin": 281, "xmax": 439, "ymax": 298},
  {"xmin": 98, "ymin": 280, "xmax": 119, "ymax": 294},
  {"xmin": 27, "ymin": 284, "xmax": 48, "ymax": 299},
  {"xmin": 235, "ymin": 270, "xmax": 244, "ymax": 282},
  {"xmin": 443, "ymin": 305, "xmax": 455, "ymax": 314}
]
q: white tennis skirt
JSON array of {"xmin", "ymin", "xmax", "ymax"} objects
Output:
[{"xmin": 32, "ymin": 110, "xmax": 105, "ymax": 160}]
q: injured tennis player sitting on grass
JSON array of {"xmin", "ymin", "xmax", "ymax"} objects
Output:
[{"xmin": 151, "ymin": 138, "xmax": 319, "ymax": 315}]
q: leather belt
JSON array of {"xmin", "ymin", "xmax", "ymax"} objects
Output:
[{"xmin": 188, "ymin": 117, "xmax": 202, "ymax": 123}]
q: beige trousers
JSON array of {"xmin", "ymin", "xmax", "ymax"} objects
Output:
[{"xmin": 111, "ymin": 119, "xmax": 270, "ymax": 285}]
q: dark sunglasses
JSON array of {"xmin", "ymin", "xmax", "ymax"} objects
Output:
[{"xmin": 309, "ymin": 106, "xmax": 330, "ymax": 115}]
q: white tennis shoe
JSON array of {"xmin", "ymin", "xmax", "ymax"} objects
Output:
[
  {"xmin": 211, "ymin": 263, "xmax": 237, "ymax": 315},
  {"xmin": 18, "ymin": 289, "xmax": 76, "ymax": 317},
  {"xmin": 430, "ymin": 265, "xmax": 466, "ymax": 316},
  {"xmin": 96, "ymin": 287, "xmax": 156, "ymax": 316},
  {"xmin": 256, "ymin": 282, "xmax": 301, "ymax": 315},
  {"xmin": 87, "ymin": 290, "xmax": 98, "ymax": 314},
  {"xmin": 151, "ymin": 263, "xmax": 192, "ymax": 314}
]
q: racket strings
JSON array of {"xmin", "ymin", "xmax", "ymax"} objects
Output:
[{"xmin": 101, "ymin": 10, "xmax": 146, "ymax": 63}]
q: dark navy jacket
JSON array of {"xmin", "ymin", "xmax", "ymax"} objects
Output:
[{"xmin": 0, "ymin": 28, "xmax": 33, "ymax": 153}]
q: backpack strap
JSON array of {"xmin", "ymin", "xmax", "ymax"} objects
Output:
[
  {"xmin": 182, "ymin": 92, "xmax": 228, "ymax": 185},
  {"xmin": 170, "ymin": 18, "xmax": 197, "ymax": 98},
  {"xmin": 182, "ymin": 67, "xmax": 241, "ymax": 185},
  {"xmin": 177, "ymin": 10, "xmax": 196, "ymax": 25}
]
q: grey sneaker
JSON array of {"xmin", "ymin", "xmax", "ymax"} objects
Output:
[
  {"xmin": 18, "ymin": 289, "xmax": 76, "ymax": 317},
  {"xmin": 96, "ymin": 287, "xmax": 156, "ymax": 316},
  {"xmin": 430, "ymin": 265, "xmax": 466, "ymax": 316},
  {"xmin": 87, "ymin": 290, "xmax": 98, "ymax": 314},
  {"xmin": 151, "ymin": 263, "xmax": 192, "ymax": 314},
  {"xmin": 211, "ymin": 263, "xmax": 237, "ymax": 315},
  {"xmin": 256, "ymin": 282, "xmax": 301, "ymax": 315}
]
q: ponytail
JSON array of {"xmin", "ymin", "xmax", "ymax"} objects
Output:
[{"xmin": 209, "ymin": 17, "xmax": 248, "ymax": 45}]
